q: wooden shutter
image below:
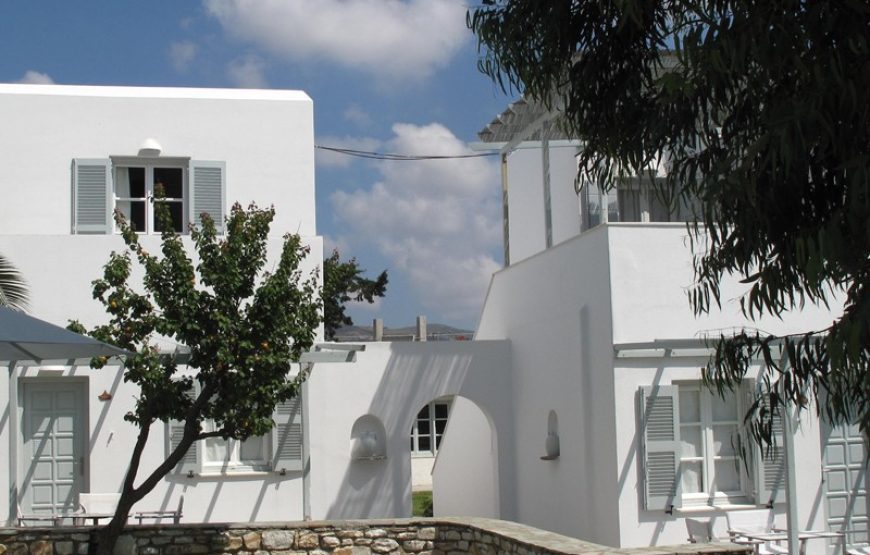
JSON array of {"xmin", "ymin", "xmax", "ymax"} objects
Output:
[
  {"xmin": 640, "ymin": 385, "xmax": 682, "ymax": 511},
  {"xmin": 272, "ymin": 395, "xmax": 304, "ymax": 474},
  {"xmin": 166, "ymin": 383, "xmax": 199, "ymax": 476},
  {"xmin": 746, "ymin": 382, "xmax": 786, "ymax": 505},
  {"xmin": 190, "ymin": 161, "xmax": 226, "ymax": 233},
  {"xmin": 72, "ymin": 159, "xmax": 112, "ymax": 234}
]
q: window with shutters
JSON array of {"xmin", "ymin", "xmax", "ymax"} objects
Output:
[
  {"xmin": 640, "ymin": 382, "xmax": 783, "ymax": 512},
  {"xmin": 72, "ymin": 158, "xmax": 225, "ymax": 235},
  {"xmin": 166, "ymin": 389, "xmax": 303, "ymax": 477}
]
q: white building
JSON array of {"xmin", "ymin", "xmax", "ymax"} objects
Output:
[
  {"xmin": 430, "ymin": 99, "xmax": 864, "ymax": 553},
  {"xmin": 0, "ymin": 84, "xmax": 863, "ymax": 555},
  {"xmin": 0, "ymin": 84, "xmax": 511, "ymax": 526}
]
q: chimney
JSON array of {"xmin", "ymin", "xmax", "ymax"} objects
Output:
[
  {"xmin": 416, "ymin": 315, "xmax": 427, "ymax": 342},
  {"xmin": 373, "ymin": 318, "xmax": 383, "ymax": 342}
]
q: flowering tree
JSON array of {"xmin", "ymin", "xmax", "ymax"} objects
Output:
[{"xmin": 71, "ymin": 202, "xmax": 321, "ymax": 555}]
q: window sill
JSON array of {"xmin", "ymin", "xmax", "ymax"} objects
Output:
[
  {"xmin": 675, "ymin": 503, "xmax": 761, "ymax": 514},
  {"xmin": 197, "ymin": 469, "xmax": 273, "ymax": 478}
]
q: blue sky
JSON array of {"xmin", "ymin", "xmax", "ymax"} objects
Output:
[{"xmin": 0, "ymin": 1, "xmax": 516, "ymax": 330}]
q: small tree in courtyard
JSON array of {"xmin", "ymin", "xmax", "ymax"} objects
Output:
[{"xmin": 70, "ymin": 202, "xmax": 321, "ymax": 555}]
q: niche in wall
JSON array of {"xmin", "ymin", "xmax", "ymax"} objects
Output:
[
  {"xmin": 541, "ymin": 409, "xmax": 560, "ymax": 460},
  {"xmin": 350, "ymin": 414, "xmax": 387, "ymax": 460}
]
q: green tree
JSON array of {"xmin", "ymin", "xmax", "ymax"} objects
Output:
[
  {"xmin": 469, "ymin": 2, "xmax": 870, "ymax": 436},
  {"xmin": 71, "ymin": 203, "xmax": 321, "ymax": 555},
  {"xmin": 0, "ymin": 253, "xmax": 29, "ymax": 311},
  {"xmin": 322, "ymin": 248, "xmax": 388, "ymax": 340}
]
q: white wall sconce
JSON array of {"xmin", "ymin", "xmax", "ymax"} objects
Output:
[
  {"xmin": 138, "ymin": 138, "xmax": 162, "ymax": 158},
  {"xmin": 351, "ymin": 414, "xmax": 387, "ymax": 460}
]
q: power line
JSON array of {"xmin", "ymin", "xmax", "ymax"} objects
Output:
[{"xmin": 315, "ymin": 144, "xmax": 499, "ymax": 161}]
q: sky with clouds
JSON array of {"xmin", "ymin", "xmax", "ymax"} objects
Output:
[{"xmin": 0, "ymin": 1, "xmax": 517, "ymax": 330}]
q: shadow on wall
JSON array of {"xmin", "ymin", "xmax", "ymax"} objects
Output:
[{"xmin": 322, "ymin": 341, "xmax": 510, "ymax": 520}]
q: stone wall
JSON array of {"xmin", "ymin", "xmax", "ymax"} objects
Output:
[{"xmin": 0, "ymin": 517, "xmax": 751, "ymax": 555}]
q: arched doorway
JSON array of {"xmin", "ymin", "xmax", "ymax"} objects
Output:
[{"xmin": 407, "ymin": 395, "xmax": 498, "ymax": 518}]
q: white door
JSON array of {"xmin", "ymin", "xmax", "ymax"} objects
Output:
[
  {"xmin": 822, "ymin": 420, "xmax": 869, "ymax": 553},
  {"xmin": 20, "ymin": 382, "xmax": 86, "ymax": 515}
]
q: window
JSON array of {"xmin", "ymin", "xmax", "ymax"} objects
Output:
[
  {"xmin": 202, "ymin": 422, "xmax": 270, "ymax": 472},
  {"xmin": 410, "ymin": 400, "xmax": 451, "ymax": 456},
  {"xmin": 580, "ymin": 177, "xmax": 699, "ymax": 231},
  {"xmin": 639, "ymin": 383, "xmax": 784, "ymax": 512},
  {"xmin": 114, "ymin": 161, "xmax": 186, "ymax": 233},
  {"xmin": 677, "ymin": 384, "xmax": 747, "ymax": 505},
  {"xmin": 72, "ymin": 158, "xmax": 225, "ymax": 235},
  {"xmin": 167, "ymin": 391, "xmax": 303, "ymax": 476}
]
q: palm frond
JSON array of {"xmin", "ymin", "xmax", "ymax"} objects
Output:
[{"xmin": 0, "ymin": 253, "xmax": 29, "ymax": 311}]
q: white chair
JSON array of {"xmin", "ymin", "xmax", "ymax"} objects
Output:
[
  {"xmin": 686, "ymin": 518, "xmax": 714, "ymax": 543},
  {"xmin": 727, "ymin": 509, "xmax": 788, "ymax": 555},
  {"xmin": 133, "ymin": 495, "xmax": 184, "ymax": 524}
]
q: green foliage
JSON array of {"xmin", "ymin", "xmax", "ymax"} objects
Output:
[
  {"xmin": 412, "ymin": 490, "xmax": 433, "ymax": 517},
  {"xmin": 470, "ymin": 1, "xmax": 870, "ymax": 437},
  {"xmin": 72, "ymin": 201, "xmax": 321, "ymax": 554},
  {"xmin": 322, "ymin": 248, "xmax": 387, "ymax": 340},
  {"xmin": 0, "ymin": 253, "xmax": 29, "ymax": 311}
]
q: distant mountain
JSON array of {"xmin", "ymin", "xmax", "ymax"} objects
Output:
[{"xmin": 331, "ymin": 322, "xmax": 474, "ymax": 342}]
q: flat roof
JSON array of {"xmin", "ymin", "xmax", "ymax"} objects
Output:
[{"xmin": 0, "ymin": 83, "xmax": 311, "ymax": 102}]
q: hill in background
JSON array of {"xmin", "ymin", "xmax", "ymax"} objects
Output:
[{"xmin": 332, "ymin": 322, "xmax": 473, "ymax": 342}]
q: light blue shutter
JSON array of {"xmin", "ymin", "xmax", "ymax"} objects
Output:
[
  {"xmin": 746, "ymin": 381, "xmax": 786, "ymax": 505},
  {"xmin": 272, "ymin": 396, "xmax": 304, "ymax": 474},
  {"xmin": 166, "ymin": 384, "xmax": 199, "ymax": 476},
  {"xmin": 640, "ymin": 385, "xmax": 682, "ymax": 511},
  {"xmin": 72, "ymin": 159, "xmax": 112, "ymax": 234},
  {"xmin": 190, "ymin": 161, "xmax": 225, "ymax": 233}
]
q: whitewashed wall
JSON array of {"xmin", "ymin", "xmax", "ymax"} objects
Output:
[
  {"xmin": 506, "ymin": 148, "xmax": 546, "ymax": 263},
  {"xmin": 474, "ymin": 225, "xmax": 622, "ymax": 545},
  {"xmin": 306, "ymin": 341, "xmax": 513, "ymax": 521},
  {"xmin": 0, "ymin": 234, "xmax": 321, "ymax": 525},
  {"xmin": 467, "ymin": 222, "xmax": 841, "ymax": 548},
  {"xmin": 0, "ymin": 84, "xmax": 320, "ymax": 525},
  {"xmin": 606, "ymin": 224, "xmax": 836, "ymax": 547},
  {"xmin": 0, "ymin": 85, "xmax": 316, "ymax": 238},
  {"xmin": 432, "ymin": 396, "xmax": 498, "ymax": 518}
]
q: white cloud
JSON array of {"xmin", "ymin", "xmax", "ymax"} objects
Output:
[
  {"xmin": 316, "ymin": 135, "xmax": 382, "ymax": 168},
  {"xmin": 226, "ymin": 54, "xmax": 268, "ymax": 88},
  {"xmin": 17, "ymin": 70, "xmax": 54, "ymax": 84},
  {"xmin": 331, "ymin": 123, "xmax": 501, "ymax": 323},
  {"xmin": 169, "ymin": 41, "xmax": 198, "ymax": 73},
  {"xmin": 343, "ymin": 104, "xmax": 373, "ymax": 128},
  {"xmin": 204, "ymin": 0, "xmax": 469, "ymax": 82}
]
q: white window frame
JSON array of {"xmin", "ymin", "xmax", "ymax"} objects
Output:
[
  {"xmin": 410, "ymin": 399, "xmax": 451, "ymax": 457},
  {"xmin": 677, "ymin": 381, "xmax": 752, "ymax": 507},
  {"xmin": 201, "ymin": 422, "xmax": 271, "ymax": 474},
  {"xmin": 112, "ymin": 157, "xmax": 189, "ymax": 235}
]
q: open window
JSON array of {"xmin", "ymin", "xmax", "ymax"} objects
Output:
[
  {"xmin": 639, "ymin": 382, "xmax": 784, "ymax": 512},
  {"xmin": 72, "ymin": 158, "xmax": 225, "ymax": 234}
]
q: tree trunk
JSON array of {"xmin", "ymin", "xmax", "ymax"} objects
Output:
[{"xmin": 90, "ymin": 390, "xmax": 213, "ymax": 555}]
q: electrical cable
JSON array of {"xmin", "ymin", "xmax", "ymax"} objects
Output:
[{"xmin": 315, "ymin": 144, "xmax": 499, "ymax": 161}]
